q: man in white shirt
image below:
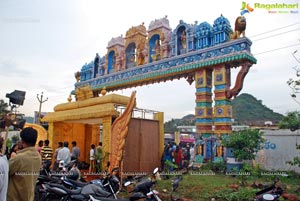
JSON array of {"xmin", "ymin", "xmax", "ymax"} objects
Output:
[
  {"xmin": 57, "ymin": 141, "xmax": 71, "ymax": 168},
  {"xmin": 189, "ymin": 144, "xmax": 195, "ymax": 165},
  {"xmin": 0, "ymin": 136, "xmax": 8, "ymax": 201}
]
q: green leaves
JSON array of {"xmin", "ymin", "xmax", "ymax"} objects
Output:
[
  {"xmin": 287, "ymin": 63, "xmax": 300, "ymax": 103},
  {"xmin": 222, "ymin": 129, "xmax": 265, "ymax": 161},
  {"xmin": 279, "ymin": 111, "xmax": 300, "ymax": 167},
  {"xmin": 287, "ymin": 156, "xmax": 300, "ymax": 167},
  {"xmin": 278, "ymin": 111, "xmax": 300, "ymax": 131},
  {"xmin": 0, "ymin": 99, "xmax": 9, "ymax": 115}
]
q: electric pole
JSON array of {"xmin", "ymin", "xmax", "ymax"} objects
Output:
[{"xmin": 37, "ymin": 92, "xmax": 48, "ymax": 124}]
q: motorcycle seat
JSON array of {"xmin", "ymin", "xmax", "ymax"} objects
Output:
[{"xmin": 48, "ymin": 183, "xmax": 82, "ymax": 195}]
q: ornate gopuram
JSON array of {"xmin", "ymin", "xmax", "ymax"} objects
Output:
[{"xmin": 74, "ymin": 15, "xmax": 256, "ymax": 163}]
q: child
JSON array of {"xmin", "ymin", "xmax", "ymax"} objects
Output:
[{"xmin": 89, "ymin": 144, "xmax": 96, "ymax": 173}]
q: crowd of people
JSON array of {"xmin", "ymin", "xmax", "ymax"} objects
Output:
[
  {"xmin": 0, "ymin": 127, "xmax": 106, "ymax": 201},
  {"xmin": 33, "ymin": 139, "xmax": 81, "ymax": 172},
  {"xmin": 0, "ymin": 127, "xmax": 42, "ymax": 201},
  {"xmin": 162, "ymin": 142, "xmax": 196, "ymax": 171}
]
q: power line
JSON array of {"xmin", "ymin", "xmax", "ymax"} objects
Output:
[
  {"xmin": 253, "ymin": 43, "xmax": 300, "ymax": 56},
  {"xmin": 252, "ymin": 28, "xmax": 300, "ymax": 42},
  {"xmin": 248, "ymin": 22, "xmax": 300, "ymax": 56},
  {"xmin": 249, "ymin": 21, "xmax": 300, "ymax": 38}
]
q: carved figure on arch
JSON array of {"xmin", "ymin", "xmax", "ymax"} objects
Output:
[
  {"xmin": 230, "ymin": 16, "xmax": 246, "ymax": 39},
  {"xmin": 129, "ymin": 48, "xmax": 136, "ymax": 63},
  {"xmin": 152, "ymin": 39, "xmax": 161, "ymax": 61},
  {"xmin": 74, "ymin": 71, "xmax": 81, "ymax": 82},
  {"xmin": 137, "ymin": 50, "xmax": 145, "ymax": 65},
  {"xmin": 137, "ymin": 39, "xmax": 147, "ymax": 65},
  {"xmin": 117, "ymin": 55, "xmax": 124, "ymax": 71},
  {"xmin": 94, "ymin": 53, "xmax": 100, "ymax": 69},
  {"xmin": 112, "ymin": 55, "xmax": 116, "ymax": 69},
  {"xmin": 181, "ymin": 30, "xmax": 187, "ymax": 49}
]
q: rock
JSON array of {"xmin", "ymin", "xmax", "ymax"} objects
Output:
[
  {"xmin": 282, "ymin": 193, "xmax": 298, "ymax": 201},
  {"xmin": 228, "ymin": 184, "xmax": 239, "ymax": 191}
]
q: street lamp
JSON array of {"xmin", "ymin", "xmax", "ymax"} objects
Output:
[
  {"xmin": 1, "ymin": 90, "xmax": 26, "ymax": 154},
  {"xmin": 6, "ymin": 90, "xmax": 26, "ymax": 106},
  {"xmin": 4, "ymin": 90, "xmax": 26, "ymax": 130}
]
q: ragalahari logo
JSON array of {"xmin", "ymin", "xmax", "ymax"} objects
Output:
[{"xmin": 240, "ymin": 2, "xmax": 254, "ymax": 15}]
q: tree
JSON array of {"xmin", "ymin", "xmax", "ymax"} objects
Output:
[
  {"xmin": 222, "ymin": 129, "xmax": 265, "ymax": 161},
  {"xmin": 287, "ymin": 147, "xmax": 300, "ymax": 168},
  {"xmin": 284, "ymin": 50, "xmax": 300, "ymax": 167},
  {"xmin": 0, "ymin": 99, "xmax": 9, "ymax": 115},
  {"xmin": 278, "ymin": 111, "xmax": 300, "ymax": 131},
  {"xmin": 278, "ymin": 112, "xmax": 300, "ymax": 167},
  {"xmin": 287, "ymin": 50, "xmax": 300, "ymax": 104},
  {"xmin": 281, "ymin": 113, "xmax": 300, "ymax": 167},
  {"xmin": 0, "ymin": 99, "xmax": 9, "ymax": 130},
  {"xmin": 164, "ymin": 118, "xmax": 178, "ymax": 132}
]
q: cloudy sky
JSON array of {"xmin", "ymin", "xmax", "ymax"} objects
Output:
[{"xmin": 0, "ymin": 0, "xmax": 299, "ymax": 122}]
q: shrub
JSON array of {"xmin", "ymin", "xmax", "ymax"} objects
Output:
[{"xmin": 222, "ymin": 129, "xmax": 265, "ymax": 161}]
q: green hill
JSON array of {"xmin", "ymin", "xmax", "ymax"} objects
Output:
[
  {"xmin": 232, "ymin": 93, "xmax": 284, "ymax": 125},
  {"xmin": 164, "ymin": 93, "xmax": 284, "ymax": 131}
]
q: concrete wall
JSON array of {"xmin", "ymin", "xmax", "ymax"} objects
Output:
[{"xmin": 255, "ymin": 129, "xmax": 300, "ymax": 172}]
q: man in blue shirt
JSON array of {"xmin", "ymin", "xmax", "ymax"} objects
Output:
[{"xmin": 71, "ymin": 141, "xmax": 80, "ymax": 161}]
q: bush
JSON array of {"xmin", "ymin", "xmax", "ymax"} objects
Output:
[
  {"xmin": 204, "ymin": 160, "xmax": 226, "ymax": 173},
  {"xmin": 222, "ymin": 129, "xmax": 265, "ymax": 161}
]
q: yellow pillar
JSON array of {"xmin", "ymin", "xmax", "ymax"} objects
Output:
[
  {"xmin": 91, "ymin": 124, "xmax": 100, "ymax": 145},
  {"xmin": 102, "ymin": 116, "xmax": 112, "ymax": 170},
  {"xmin": 174, "ymin": 131, "xmax": 180, "ymax": 145},
  {"xmin": 213, "ymin": 64, "xmax": 232, "ymax": 136},
  {"xmin": 195, "ymin": 68, "xmax": 213, "ymax": 141},
  {"xmin": 47, "ymin": 122, "xmax": 54, "ymax": 147},
  {"xmin": 47, "ymin": 122, "xmax": 55, "ymax": 166},
  {"xmin": 154, "ymin": 112, "xmax": 164, "ymax": 162}
]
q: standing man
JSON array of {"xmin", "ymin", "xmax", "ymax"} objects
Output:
[
  {"xmin": 41, "ymin": 139, "xmax": 53, "ymax": 168},
  {"xmin": 0, "ymin": 136, "xmax": 8, "ymax": 201},
  {"xmin": 71, "ymin": 141, "xmax": 80, "ymax": 161},
  {"xmin": 52, "ymin": 141, "xmax": 63, "ymax": 171},
  {"xmin": 57, "ymin": 141, "xmax": 71, "ymax": 167},
  {"xmin": 89, "ymin": 144, "xmax": 96, "ymax": 173},
  {"xmin": 95, "ymin": 142, "xmax": 103, "ymax": 171},
  {"xmin": 7, "ymin": 127, "xmax": 42, "ymax": 201}
]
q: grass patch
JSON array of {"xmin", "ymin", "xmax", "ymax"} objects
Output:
[
  {"xmin": 157, "ymin": 171, "xmax": 300, "ymax": 200},
  {"xmin": 120, "ymin": 170, "xmax": 300, "ymax": 200}
]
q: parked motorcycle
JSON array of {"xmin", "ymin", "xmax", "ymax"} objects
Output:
[
  {"xmin": 89, "ymin": 194, "xmax": 130, "ymax": 201},
  {"xmin": 37, "ymin": 166, "xmax": 123, "ymax": 201},
  {"xmin": 254, "ymin": 177, "xmax": 283, "ymax": 201},
  {"xmin": 124, "ymin": 167, "xmax": 162, "ymax": 201},
  {"xmin": 40, "ymin": 182, "xmax": 115, "ymax": 201},
  {"xmin": 254, "ymin": 186, "xmax": 283, "ymax": 201},
  {"xmin": 35, "ymin": 159, "xmax": 65, "ymax": 201},
  {"xmin": 35, "ymin": 159, "xmax": 84, "ymax": 201},
  {"xmin": 87, "ymin": 167, "xmax": 130, "ymax": 200}
]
